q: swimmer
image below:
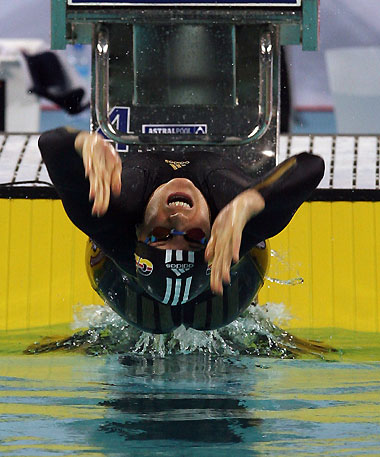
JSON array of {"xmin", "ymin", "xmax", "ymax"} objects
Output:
[{"xmin": 39, "ymin": 128, "xmax": 324, "ymax": 333}]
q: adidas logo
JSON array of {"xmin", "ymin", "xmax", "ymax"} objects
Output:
[
  {"xmin": 165, "ymin": 250, "xmax": 194, "ymax": 277},
  {"xmin": 166, "ymin": 263, "xmax": 194, "ymax": 276},
  {"xmin": 163, "ymin": 250, "xmax": 195, "ymax": 306},
  {"xmin": 165, "ymin": 160, "xmax": 190, "ymax": 171}
]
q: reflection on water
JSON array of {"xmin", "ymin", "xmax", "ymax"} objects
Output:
[
  {"xmin": 0, "ymin": 351, "xmax": 380, "ymax": 457},
  {"xmin": 99, "ymin": 354, "xmax": 262, "ymax": 445},
  {"xmin": 99, "ymin": 397, "xmax": 261, "ymax": 443}
]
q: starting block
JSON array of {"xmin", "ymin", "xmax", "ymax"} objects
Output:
[{"xmin": 51, "ymin": 0, "xmax": 319, "ymax": 174}]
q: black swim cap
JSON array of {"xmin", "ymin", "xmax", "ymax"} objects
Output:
[{"xmin": 134, "ymin": 242, "xmax": 210, "ymax": 306}]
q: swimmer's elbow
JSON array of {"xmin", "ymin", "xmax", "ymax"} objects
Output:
[
  {"xmin": 38, "ymin": 131, "xmax": 49, "ymax": 154},
  {"xmin": 311, "ymin": 154, "xmax": 325, "ymax": 186},
  {"xmin": 297, "ymin": 152, "xmax": 325, "ymax": 186},
  {"xmin": 38, "ymin": 127, "xmax": 80, "ymax": 163},
  {"xmin": 315, "ymin": 155, "xmax": 325, "ymax": 182},
  {"xmin": 38, "ymin": 130, "xmax": 56, "ymax": 163}
]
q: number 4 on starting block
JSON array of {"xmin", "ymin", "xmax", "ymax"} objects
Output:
[{"xmin": 96, "ymin": 106, "xmax": 132, "ymax": 152}]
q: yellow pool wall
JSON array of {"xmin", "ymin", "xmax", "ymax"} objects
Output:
[{"xmin": 1, "ymin": 198, "xmax": 379, "ymax": 332}]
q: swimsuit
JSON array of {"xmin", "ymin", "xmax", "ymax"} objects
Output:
[{"xmin": 39, "ymin": 128, "xmax": 324, "ymax": 332}]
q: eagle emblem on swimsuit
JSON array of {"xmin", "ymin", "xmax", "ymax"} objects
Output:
[{"xmin": 165, "ymin": 160, "xmax": 190, "ymax": 170}]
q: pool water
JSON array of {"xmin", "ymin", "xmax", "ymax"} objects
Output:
[
  {"xmin": 1, "ymin": 353, "xmax": 380, "ymax": 456},
  {"xmin": 1, "ymin": 321, "xmax": 380, "ymax": 457}
]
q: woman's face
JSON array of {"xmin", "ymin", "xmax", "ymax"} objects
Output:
[{"xmin": 137, "ymin": 178, "xmax": 211, "ymax": 250}]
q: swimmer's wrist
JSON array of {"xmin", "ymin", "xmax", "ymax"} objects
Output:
[
  {"xmin": 75, "ymin": 132, "xmax": 108, "ymax": 160},
  {"xmin": 74, "ymin": 131, "xmax": 92, "ymax": 157},
  {"xmin": 239, "ymin": 188, "xmax": 265, "ymax": 222}
]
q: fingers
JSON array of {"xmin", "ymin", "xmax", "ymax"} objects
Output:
[
  {"xmin": 204, "ymin": 236, "xmax": 215, "ymax": 262},
  {"xmin": 110, "ymin": 157, "xmax": 122, "ymax": 197},
  {"xmin": 83, "ymin": 135, "xmax": 122, "ymax": 217},
  {"xmin": 207, "ymin": 224, "xmax": 233, "ymax": 295},
  {"xmin": 82, "ymin": 133, "xmax": 97, "ymax": 177},
  {"xmin": 91, "ymin": 173, "xmax": 103, "ymax": 216},
  {"xmin": 232, "ymin": 230, "xmax": 242, "ymax": 264},
  {"xmin": 206, "ymin": 206, "xmax": 244, "ymax": 295},
  {"xmin": 91, "ymin": 176, "xmax": 111, "ymax": 217},
  {"xmin": 88, "ymin": 169, "xmax": 95, "ymax": 201},
  {"xmin": 209, "ymin": 239, "xmax": 233, "ymax": 295},
  {"xmin": 91, "ymin": 167, "xmax": 113, "ymax": 216}
]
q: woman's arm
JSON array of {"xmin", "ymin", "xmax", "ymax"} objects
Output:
[
  {"xmin": 205, "ymin": 188, "xmax": 265, "ymax": 295},
  {"xmin": 242, "ymin": 152, "xmax": 325, "ymax": 243},
  {"xmin": 74, "ymin": 131, "xmax": 122, "ymax": 216},
  {"xmin": 38, "ymin": 127, "xmax": 121, "ymax": 238},
  {"xmin": 205, "ymin": 153, "xmax": 324, "ymax": 295}
]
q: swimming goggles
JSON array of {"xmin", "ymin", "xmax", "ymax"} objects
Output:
[{"xmin": 144, "ymin": 227, "xmax": 208, "ymax": 245}]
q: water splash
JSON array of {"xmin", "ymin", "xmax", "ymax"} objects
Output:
[
  {"xmin": 265, "ymin": 276, "xmax": 304, "ymax": 286},
  {"xmin": 25, "ymin": 303, "xmax": 335, "ymax": 359},
  {"xmin": 24, "ymin": 249, "xmax": 331, "ymax": 358},
  {"xmin": 266, "ymin": 249, "xmax": 304, "ymax": 286}
]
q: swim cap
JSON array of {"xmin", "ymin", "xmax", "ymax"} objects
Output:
[{"xmin": 134, "ymin": 242, "xmax": 210, "ymax": 306}]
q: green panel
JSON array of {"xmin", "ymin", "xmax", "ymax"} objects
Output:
[
  {"xmin": 70, "ymin": 23, "xmax": 93, "ymax": 45},
  {"xmin": 280, "ymin": 24, "xmax": 301, "ymax": 45},
  {"xmin": 134, "ymin": 24, "xmax": 235, "ymax": 106},
  {"xmin": 302, "ymin": 0, "xmax": 319, "ymax": 51},
  {"xmin": 51, "ymin": 0, "xmax": 67, "ymax": 49}
]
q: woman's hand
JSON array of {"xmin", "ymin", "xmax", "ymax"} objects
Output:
[
  {"xmin": 75, "ymin": 132, "xmax": 122, "ymax": 216},
  {"xmin": 205, "ymin": 188, "xmax": 265, "ymax": 295}
]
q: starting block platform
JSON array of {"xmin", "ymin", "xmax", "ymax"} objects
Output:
[
  {"xmin": 1, "ymin": 133, "xmax": 379, "ymax": 199},
  {"xmin": 48, "ymin": 0, "xmax": 320, "ymax": 176}
]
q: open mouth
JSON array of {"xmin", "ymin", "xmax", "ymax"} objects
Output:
[{"xmin": 167, "ymin": 193, "xmax": 193, "ymax": 209}]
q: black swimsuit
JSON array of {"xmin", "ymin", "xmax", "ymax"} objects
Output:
[
  {"xmin": 39, "ymin": 128, "xmax": 324, "ymax": 273},
  {"xmin": 39, "ymin": 128, "xmax": 324, "ymax": 332}
]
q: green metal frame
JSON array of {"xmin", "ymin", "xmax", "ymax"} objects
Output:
[
  {"xmin": 51, "ymin": 0, "xmax": 67, "ymax": 49},
  {"xmin": 48, "ymin": 0, "xmax": 318, "ymax": 160},
  {"xmin": 51, "ymin": 0, "xmax": 320, "ymax": 50},
  {"xmin": 302, "ymin": 0, "xmax": 319, "ymax": 51}
]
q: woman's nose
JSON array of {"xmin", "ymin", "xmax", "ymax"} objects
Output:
[{"xmin": 169, "ymin": 212, "xmax": 189, "ymax": 230}]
